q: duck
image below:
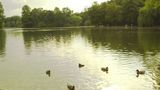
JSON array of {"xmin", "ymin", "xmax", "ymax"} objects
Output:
[
  {"xmin": 136, "ymin": 69, "xmax": 145, "ymax": 75},
  {"xmin": 101, "ymin": 67, "xmax": 108, "ymax": 72},
  {"xmin": 46, "ymin": 70, "xmax": 51, "ymax": 77},
  {"xmin": 67, "ymin": 84, "xmax": 75, "ymax": 90},
  {"xmin": 157, "ymin": 64, "xmax": 160, "ymax": 70},
  {"xmin": 79, "ymin": 63, "xmax": 85, "ymax": 68}
]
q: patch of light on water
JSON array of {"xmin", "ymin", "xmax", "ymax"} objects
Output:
[{"xmin": 102, "ymin": 85, "xmax": 120, "ymax": 90}]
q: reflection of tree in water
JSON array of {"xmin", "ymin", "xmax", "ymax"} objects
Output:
[
  {"xmin": 22, "ymin": 28, "xmax": 81, "ymax": 49},
  {"xmin": 22, "ymin": 28, "xmax": 160, "ymax": 88},
  {"xmin": 138, "ymin": 29, "xmax": 160, "ymax": 89},
  {"xmin": 0, "ymin": 30, "xmax": 6, "ymax": 56},
  {"xmin": 81, "ymin": 28, "xmax": 143, "ymax": 52},
  {"xmin": 81, "ymin": 28, "xmax": 160, "ymax": 53},
  {"xmin": 138, "ymin": 29, "xmax": 160, "ymax": 54}
]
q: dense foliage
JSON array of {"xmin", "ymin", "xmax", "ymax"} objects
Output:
[
  {"xmin": 1, "ymin": 0, "xmax": 160, "ymax": 28},
  {"xmin": 138, "ymin": 0, "xmax": 160, "ymax": 27},
  {"xmin": 21, "ymin": 6, "xmax": 82, "ymax": 28},
  {"xmin": 4, "ymin": 16, "xmax": 21, "ymax": 27},
  {"xmin": 0, "ymin": 2, "xmax": 4, "ymax": 28},
  {"xmin": 84, "ymin": 0, "xmax": 160, "ymax": 27},
  {"xmin": 22, "ymin": 5, "xmax": 32, "ymax": 27},
  {"xmin": 86, "ymin": 0, "xmax": 145, "ymax": 26}
]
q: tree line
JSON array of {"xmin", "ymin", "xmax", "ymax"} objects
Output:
[
  {"xmin": 0, "ymin": 0, "xmax": 160, "ymax": 28},
  {"xmin": 86, "ymin": 0, "xmax": 160, "ymax": 27},
  {"xmin": 21, "ymin": 5, "xmax": 82, "ymax": 27}
]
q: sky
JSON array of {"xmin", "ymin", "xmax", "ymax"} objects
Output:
[{"xmin": 0, "ymin": 0, "xmax": 108, "ymax": 17}]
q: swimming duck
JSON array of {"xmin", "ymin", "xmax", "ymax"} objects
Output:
[
  {"xmin": 136, "ymin": 69, "xmax": 145, "ymax": 74},
  {"xmin": 79, "ymin": 63, "xmax": 85, "ymax": 68},
  {"xmin": 157, "ymin": 64, "xmax": 160, "ymax": 70},
  {"xmin": 67, "ymin": 84, "xmax": 75, "ymax": 90},
  {"xmin": 46, "ymin": 70, "xmax": 51, "ymax": 77},
  {"xmin": 101, "ymin": 67, "xmax": 108, "ymax": 72}
]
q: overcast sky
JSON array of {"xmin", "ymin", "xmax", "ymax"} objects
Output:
[{"xmin": 0, "ymin": 0, "xmax": 108, "ymax": 17}]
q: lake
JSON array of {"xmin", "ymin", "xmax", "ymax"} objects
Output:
[{"xmin": 0, "ymin": 27, "xmax": 160, "ymax": 90}]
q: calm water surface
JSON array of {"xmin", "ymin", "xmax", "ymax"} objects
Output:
[{"xmin": 0, "ymin": 28, "xmax": 160, "ymax": 90}]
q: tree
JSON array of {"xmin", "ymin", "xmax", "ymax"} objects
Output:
[
  {"xmin": 53, "ymin": 7, "xmax": 64, "ymax": 27},
  {"xmin": 42, "ymin": 10, "xmax": 54, "ymax": 27},
  {"xmin": 87, "ymin": 2, "xmax": 103, "ymax": 26},
  {"xmin": 104, "ymin": 2, "xmax": 122, "ymax": 26},
  {"xmin": 120, "ymin": 0, "xmax": 145, "ymax": 25},
  {"xmin": 86, "ymin": 1, "xmax": 122, "ymax": 26},
  {"xmin": 70, "ymin": 13, "xmax": 82, "ymax": 26},
  {"xmin": 30, "ymin": 8, "xmax": 44, "ymax": 27},
  {"xmin": 84, "ymin": 0, "xmax": 146, "ymax": 26},
  {"xmin": 138, "ymin": 0, "xmax": 160, "ymax": 27},
  {"xmin": 22, "ymin": 5, "xmax": 32, "ymax": 27},
  {"xmin": 80, "ymin": 9, "xmax": 91, "ymax": 26},
  {"xmin": 0, "ymin": 2, "xmax": 4, "ymax": 28},
  {"xmin": 4, "ymin": 16, "xmax": 21, "ymax": 27}
]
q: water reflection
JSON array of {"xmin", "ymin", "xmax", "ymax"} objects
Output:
[
  {"xmin": 23, "ymin": 30, "xmax": 80, "ymax": 48},
  {"xmin": 0, "ymin": 28, "xmax": 160, "ymax": 90},
  {"xmin": 81, "ymin": 28, "xmax": 160, "ymax": 89},
  {"xmin": 81, "ymin": 28, "xmax": 160, "ymax": 53},
  {"xmin": 0, "ymin": 30, "xmax": 6, "ymax": 57},
  {"xmin": 22, "ymin": 29, "xmax": 81, "ymax": 50},
  {"xmin": 138, "ymin": 29, "xmax": 160, "ymax": 53},
  {"xmin": 22, "ymin": 28, "xmax": 160, "ymax": 89}
]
